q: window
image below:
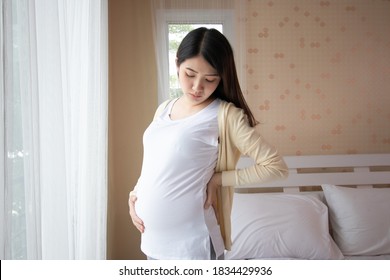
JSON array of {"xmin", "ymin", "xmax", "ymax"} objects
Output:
[
  {"xmin": 4, "ymin": 0, "xmax": 30, "ymax": 259},
  {"xmin": 155, "ymin": 9, "xmax": 234, "ymax": 103}
]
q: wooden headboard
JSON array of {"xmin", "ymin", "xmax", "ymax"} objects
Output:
[{"xmin": 236, "ymin": 153, "xmax": 390, "ymax": 193}]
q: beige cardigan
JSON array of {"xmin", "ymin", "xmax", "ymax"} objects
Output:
[
  {"xmin": 215, "ymin": 100, "xmax": 288, "ymax": 250},
  {"xmin": 133, "ymin": 99, "xmax": 289, "ymax": 250}
]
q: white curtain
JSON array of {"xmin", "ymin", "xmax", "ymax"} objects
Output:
[{"xmin": 0, "ymin": 0, "xmax": 108, "ymax": 260}]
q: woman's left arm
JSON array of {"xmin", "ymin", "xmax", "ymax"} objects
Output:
[{"xmin": 222, "ymin": 109, "xmax": 289, "ymax": 187}]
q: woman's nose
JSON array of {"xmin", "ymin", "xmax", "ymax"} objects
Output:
[{"xmin": 192, "ymin": 78, "xmax": 204, "ymax": 91}]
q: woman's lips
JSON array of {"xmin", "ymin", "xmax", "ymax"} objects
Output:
[{"xmin": 189, "ymin": 92, "xmax": 202, "ymax": 98}]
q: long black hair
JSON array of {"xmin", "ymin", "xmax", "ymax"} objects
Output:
[{"xmin": 176, "ymin": 27, "xmax": 257, "ymax": 127}]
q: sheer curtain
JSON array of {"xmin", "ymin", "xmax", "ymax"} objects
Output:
[{"xmin": 0, "ymin": 0, "xmax": 108, "ymax": 260}]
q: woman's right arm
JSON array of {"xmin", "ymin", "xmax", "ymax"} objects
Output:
[{"xmin": 128, "ymin": 100, "xmax": 171, "ymax": 234}]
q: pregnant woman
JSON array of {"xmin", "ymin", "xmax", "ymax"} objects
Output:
[{"xmin": 128, "ymin": 27, "xmax": 288, "ymax": 260}]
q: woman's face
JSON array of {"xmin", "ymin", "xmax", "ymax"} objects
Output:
[{"xmin": 177, "ymin": 55, "xmax": 221, "ymax": 105}]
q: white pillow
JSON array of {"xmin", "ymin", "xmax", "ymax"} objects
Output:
[
  {"xmin": 225, "ymin": 193, "xmax": 343, "ymax": 260},
  {"xmin": 322, "ymin": 184, "xmax": 390, "ymax": 256}
]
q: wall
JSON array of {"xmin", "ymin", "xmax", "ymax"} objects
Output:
[
  {"xmin": 108, "ymin": 0, "xmax": 157, "ymax": 259},
  {"xmin": 108, "ymin": 0, "xmax": 390, "ymax": 260},
  {"xmin": 244, "ymin": 0, "xmax": 390, "ymax": 155}
]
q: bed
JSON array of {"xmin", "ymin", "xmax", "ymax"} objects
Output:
[{"xmin": 225, "ymin": 153, "xmax": 390, "ymax": 260}]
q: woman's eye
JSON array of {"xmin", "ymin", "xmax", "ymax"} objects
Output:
[
  {"xmin": 206, "ymin": 79, "xmax": 216, "ymax": 83},
  {"xmin": 185, "ymin": 73, "xmax": 195, "ymax": 78}
]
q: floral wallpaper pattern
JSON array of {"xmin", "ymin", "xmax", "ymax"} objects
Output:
[{"xmin": 242, "ymin": 0, "xmax": 390, "ymax": 155}]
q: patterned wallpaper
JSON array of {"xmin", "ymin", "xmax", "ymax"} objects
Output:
[{"xmin": 242, "ymin": 0, "xmax": 390, "ymax": 155}]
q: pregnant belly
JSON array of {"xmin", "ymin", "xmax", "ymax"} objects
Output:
[{"xmin": 135, "ymin": 193, "xmax": 205, "ymax": 233}]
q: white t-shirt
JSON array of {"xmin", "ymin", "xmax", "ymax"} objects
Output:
[{"xmin": 135, "ymin": 98, "xmax": 224, "ymax": 259}]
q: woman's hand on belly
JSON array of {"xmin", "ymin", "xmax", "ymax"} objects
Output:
[{"xmin": 129, "ymin": 194, "xmax": 145, "ymax": 233}]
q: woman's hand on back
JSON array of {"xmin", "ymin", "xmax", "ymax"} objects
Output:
[{"xmin": 205, "ymin": 172, "xmax": 222, "ymax": 223}]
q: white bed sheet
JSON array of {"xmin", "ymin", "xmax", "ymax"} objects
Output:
[
  {"xmin": 343, "ymin": 255, "xmax": 390, "ymax": 260},
  {"xmin": 248, "ymin": 255, "xmax": 390, "ymax": 260}
]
